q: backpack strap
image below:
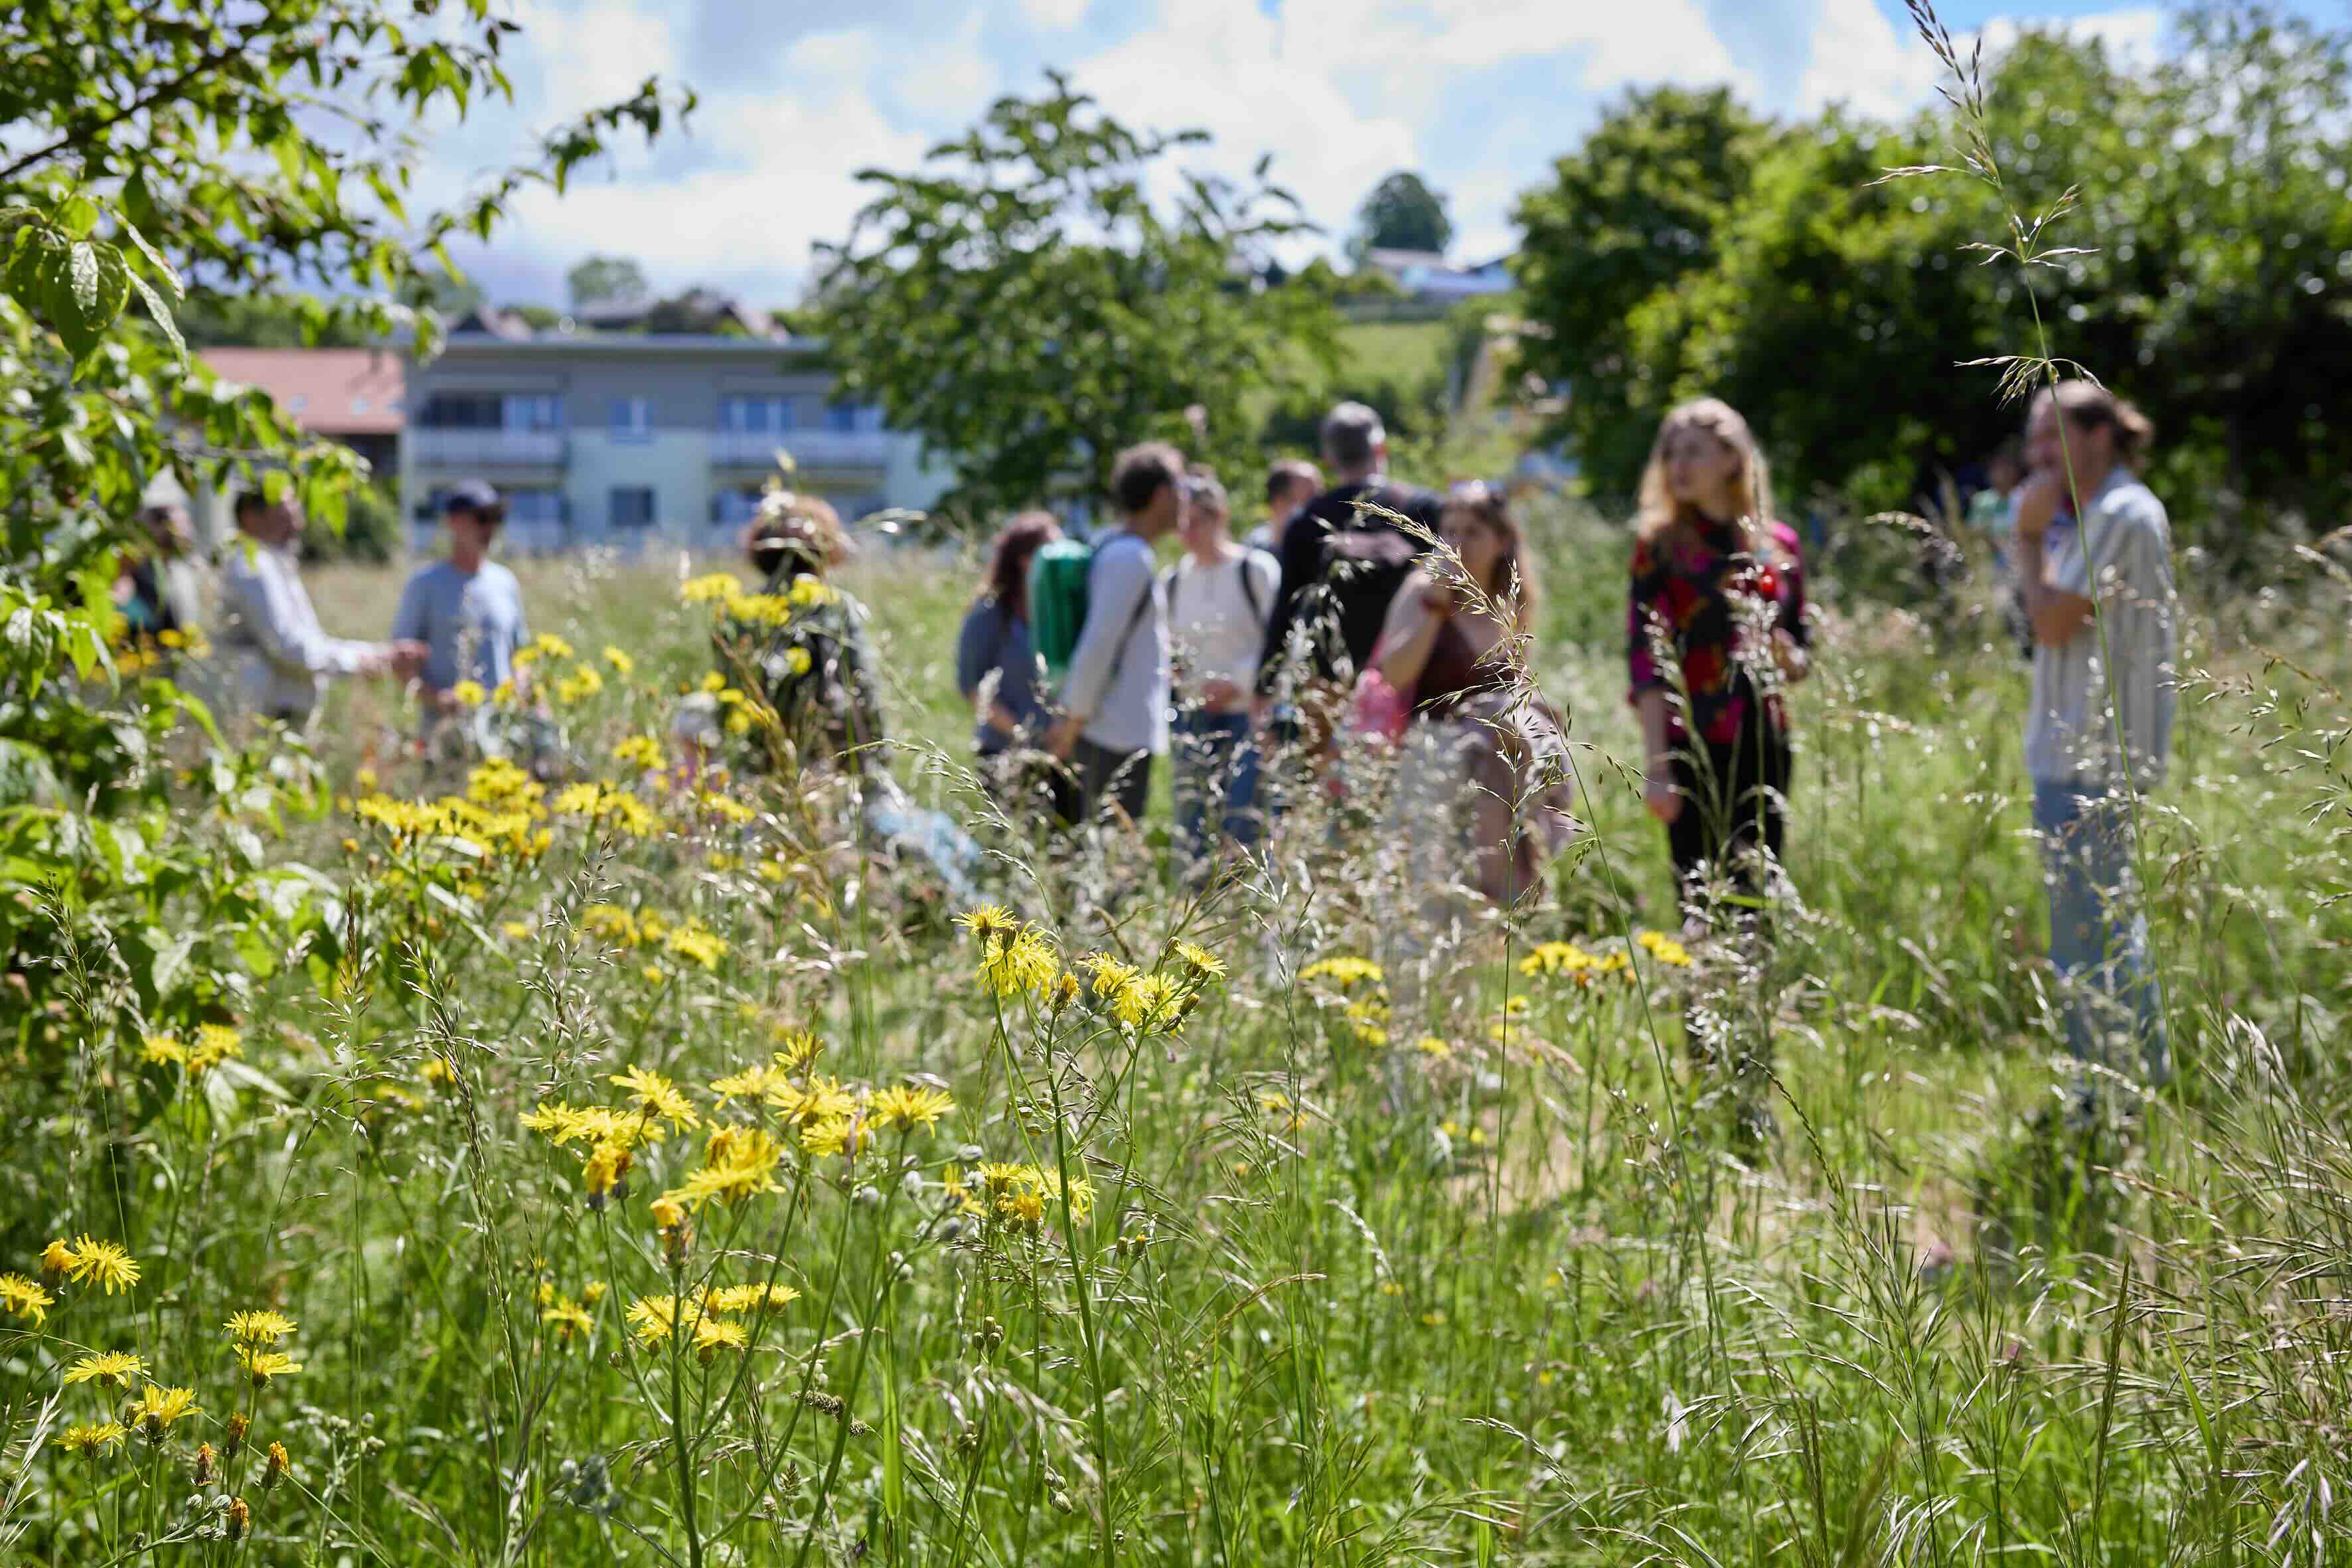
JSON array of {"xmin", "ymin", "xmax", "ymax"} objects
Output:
[
  {"xmin": 1098, "ymin": 542, "xmax": 1158, "ymax": 694},
  {"xmin": 1237, "ymin": 553, "xmax": 1266, "ymax": 624}
]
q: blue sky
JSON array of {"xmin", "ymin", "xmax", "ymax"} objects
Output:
[{"xmin": 416, "ymin": 1, "xmax": 2266, "ymax": 309}]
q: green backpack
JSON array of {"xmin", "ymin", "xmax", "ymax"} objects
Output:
[{"xmin": 1026, "ymin": 538, "xmax": 1099, "ymax": 681}]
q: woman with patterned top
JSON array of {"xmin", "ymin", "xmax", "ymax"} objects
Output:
[{"xmin": 1626, "ymin": 399, "xmax": 1812, "ymax": 919}]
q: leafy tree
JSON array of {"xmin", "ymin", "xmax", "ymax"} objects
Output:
[
  {"xmin": 1350, "ymin": 171, "xmax": 1454, "ymax": 259},
  {"xmin": 807, "ymin": 72, "xmax": 1343, "ymax": 520},
  {"xmin": 568, "ymin": 253, "xmax": 650, "ymax": 309},
  {"xmin": 0, "ymin": 1, "xmax": 682, "ymax": 1022},
  {"xmin": 1512, "ymin": 87, "xmax": 1768, "ymax": 503}
]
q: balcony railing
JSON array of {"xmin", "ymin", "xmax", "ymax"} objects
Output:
[
  {"xmin": 412, "ymin": 428, "xmax": 566, "ymax": 467},
  {"xmin": 711, "ymin": 428, "xmax": 894, "ymax": 470}
]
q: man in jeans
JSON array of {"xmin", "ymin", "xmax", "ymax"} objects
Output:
[
  {"xmin": 1046, "ymin": 442, "xmax": 1184, "ymax": 826},
  {"xmin": 2015, "ymin": 380, "xmax": 2176, "ymax": 1102}
]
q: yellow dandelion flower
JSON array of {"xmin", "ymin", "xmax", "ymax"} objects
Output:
[
  {"xmin": 603, "ymin": 645, "xmax": 635, "ymax": 676},
  {"xmin": 39, "ymin": 1240, "xmax": 74, "ymax": 1279},
  {"xmin": 62, "ymin": 1237, "xmax": 139, "ymax": 1296},
  {"xmin": 420, "ymin": 1056, "xmax": 457, "ymax": 1088},
  {"xmin": 236, "ymin": 1347, "xmax": 301, "ymax": 1383},
  {"xmin": 773, "ymin": 1027, "xmax": 824, "ymax": 1071},
  {"xmin": 1173, "ymin": 940, "xmax": 1225, "ymax": 980},
  {"xmin": 979, "ymin": 929, "xmax": 1058, "ymax": 997},
  {"xmin": 799, "ymin": 1117, "xmax": 871, "ymax": 1160},
  {"xmin": 1518, "ymin": 941, "xmax": 1595, "ymax": 979},
  {"xmin": 608, "ymin": 1066, "xmax": 700, "ymax": 1132},
  {"xmin": 541, "ymin": 1300, "xmax": 594, "ymax": 1342},
  {"xmin": 867, "ymin": 1085, "xmax": 955, "ymax": 1133},
  {"xmin": 681, "ymin": 573, "xmax": 741, "ymax": 605},
  {"xmin": 613, "ymin": 734, "xmax": 666, "ymax": 772},
  {"xmin": 584, "ymin": 1280, "xmax": 609, "ymax": 1304},
  {"xmin": 62, "ymin": 1351, "xmax": 146, "ymax": 1388},
  {"xmin": 708, "ymin": 1283, "xmax": 799, "ymax": 1313},
  {"xmin": 665, "ymin": 924, "xmax": 728, "ymax": 970},
  {"xmin": 670, "ymin": 1125, "xmax": 786, "ymax": 1208},
  {"xmin": 224, "ymin": 1310, "xmax": 297, "ymax": 1345},
  {"xmin": 625, "ymin": 1294, "xmax": 696, "ymax": 1347},
  {"xmin": 692, "ymin": 1316, "xmax": 747, "ymax": 1359},
  {"xmin": 61, "ymin": 1421, "xmax": 128, "ymax": 1456},
  {"xmin": 1415, "ymin": 1036, "xmax": 1454, "ymax": 1059},
  {"xmin": 534, "ymin": 633, "xmax": 576, "ymax": 661},
  {"xmin": 4, "ymin": 1279, "xmax": 56, "ymax": 1326},
  {"xmin": 700, "ymin": 792, "xmax": 757, "ymax": 825},
  {"xmin": 131, "ymin": 1384, "xmax": 200, "ymax": 1437},
  {"xmin": 1299, "ymin": 956, "xmax": 1384, "ymax": 988},
  {"xmin": 955, "ymin": 904, "xmax": 1020, "ymax": 944},
  {"xmin": 582, "ymin": 1138, "xmax": 633, "ymax": 1202},
  {"xmin": 451, "ymin": 679, "xmax": 487, "ymax": 707},
  {"xmin": 141, "ymin": 1034, "xmax": 187, "ymax": 1067}
]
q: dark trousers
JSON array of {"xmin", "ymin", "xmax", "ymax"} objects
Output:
[
  {"xmin": 1666, "ymin": 728, "xmax": 1792, "ymax": 915},
  {"xmin": 1061, "ymin": 738, "xmax": 1152, "ymax": 828}
]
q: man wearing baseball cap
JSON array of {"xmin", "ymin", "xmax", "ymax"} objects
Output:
[{"xmin": 390, "ymin": 479, "xmax": 530, "ymax": 724}]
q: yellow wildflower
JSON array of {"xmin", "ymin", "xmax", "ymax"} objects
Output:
[
  {"xmin": 613, "ymin": 734, "xmax": 666, "ymax": 772},
  {"xmin": 60, "ymin": 1237, "xmax": 140, "ymax": 1296},
  {"xmin": 609, "ymin": 1066, "xmax": 700, "ymax": 1132},
  {"xmin": 665, "ymin": 923, "xmax": 728, "ymax": 970},
  {"xmin": 1173, "ymin": 940, "xmax": 1225, "ymax": 980},
  {"xmin": 60, "ymin": 1421, "xmax": 128, "ymax": 1456},
  {"xmin": 603, "ymin": 645, "xmax": 636, "ymax": 676},
  {"xmin": 1300, "ymin": 956, "xmax": 1384, "ymax": 988},
  {"xmin": 236, "ymin": 1347, "xmax": 301, "ymax": 1383},
  {"xmin": 64, "ymin": 1351, "xmax": 149, "ymax": 1389},
  {"xmin": 799, "ymin": 1117, "xmax": 871, "ymax": 1160},
  {"xmin": 868, "ymin": 1085, "xmax": 955, "ymax": 1133},
  {"xmin": 132, "ymin": 1384, "xmax": 200, "ymax": 1440},
  {"xmin": 669, "ymin": 1125, "xmax": 786, "ymax": 1208},
  {"xmin": 681, "ymin": 572, "xmax": 741, "ymax": 605},
  {"xmin": 625, "ymin": 1294, "xmax": 696, "ymax": 1347},
  {"xmin": 692, "ymin": 1316, "xmax": 747, "ymax": 1359},
  {"xmin": 451, "ymin": 680, "xmax": 487, "ymax": 707},
  {"xmin": 955, "ymin": 904, "xmax": 1021, "ymax": 944},
  {"xmin": 541, "ymin": 1300, "xmax": 594, "ymax": 1342},
  {"xmin": 141, "ymin": 1034, "xmax": 187, "ymax": 1067},
  {"xmin": 708, "ymin": 1283, "xmax": 799, "ymax": 1313},
  {"xmin": 533, "ymin": 633, "xmax": 575, "ymax": 661},
  {"xmin": 225, "ymin": 1310, "xmax": 297, "ymax": 1345},
  {"xmin": 979, "ymin": 929, "xmax": 1058, "ymax": 997}
]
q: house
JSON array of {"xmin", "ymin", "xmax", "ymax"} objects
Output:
[
  {"xmin": 1356, "ymin": 248, "xmax": 1516, "ymax": 304},
  {"xmin": 199, "ymin": 347, "xmax": 406, "ymax": 482},
  {"xmin": 399, "ymin": 321, "xmax": 954, "ymax": 556}
]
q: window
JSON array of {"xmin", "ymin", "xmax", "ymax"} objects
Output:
[
  {"xmin": 507, "ymin": 489, "xmax": 566, "ymax": 525},
  {"xmin": 502, "ymin": 394, "xmax": 564, "ymax": 431},
  {"xmin": 610, "ymin": 397, "xmax": 652, "ymax": 443},
  {"xmin": 609, "ymin": 487, "xmax": 657, "ymax": 530},
  {"xmin": 713, "ymin": 488, "xmax": 764, "ymax": 526},
  {"xmin": 420, "ymin": 392, "xmax": 499, "ymax": 428},
  {"xmin": 719, "ymin": 395, "xmax": 795, "ymax": 434}
]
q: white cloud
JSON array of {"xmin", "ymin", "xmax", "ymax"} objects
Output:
[{"xmin": 419, "ymin": 0, "xmax": 2185, "ymax": 305}]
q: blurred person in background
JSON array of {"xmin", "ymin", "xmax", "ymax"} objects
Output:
[
  {"xmin": 1244, "ymin": 457, "xmax": 1321, "ymax": 562},
  {"xmin": 1626, "ymin": 398, "xmax": 1812, "ymax": 925},
  {"xmin": 956, "ymin": 509, "xmax": 1063, "ymax": 813},
  {"xmin": 2013, "ymin": 380, "xmax": 2175, "ymax": 1104},
  {"xmin": 1166, "ymin": 471, "xmax": 1279, "ymax": 876},
  {"xmin": 216, "ymin": 487, "xmax": 422, "ymax": 731},
  {"xmin": 117, "ymin": 502, "xmax": 206, "ymax": 647},
  {"xmin": 1372, "ymin": 480, "xmax": 1574, "ymax": 909},
  {"xmin": 1043, "ymin": 441, "xmax": 1181, "ymax": 828},
  {"xmin": 390, "ymin": 479, "xmax": 529, "ymax": 729}
]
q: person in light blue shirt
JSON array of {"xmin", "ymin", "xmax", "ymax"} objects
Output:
[{"xmin": 392, "ymin": 479, "xmax": 529, "ymax": 720}]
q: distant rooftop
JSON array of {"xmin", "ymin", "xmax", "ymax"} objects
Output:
[{"xmin": 200, "ymin": 347, "xmax": 404, "ymax": 435}]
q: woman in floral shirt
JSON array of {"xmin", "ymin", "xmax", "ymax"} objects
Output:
[{"xmin": 1626, "ymin": 398, "xmax": 1811, "ymax": 919}]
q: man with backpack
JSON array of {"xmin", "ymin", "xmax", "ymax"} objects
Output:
[
  {"xmin": 1039, "ymin": 441, "xmax": 1186, "ymax": 826},
  {"xmin": 1166, "ymin": 471, "xmax": 1280, "ymax": 874},
  {"xmin": 1253, "ymin": 402, "xmax": 1441, "ymax": 745}
]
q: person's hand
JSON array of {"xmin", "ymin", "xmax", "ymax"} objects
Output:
[
  {"xmin": 985, "ymin": 701, "xmax": 1020, "ymax": 737},
  {"xmin": 1420, "ymin": 579, "xmax": 1456, "ymax": 617},
  {"xmin": 384, "ymin": 641, "xmax": 428, "ymax": 682},
  {"xmin": 2012, "ymin": 471, "xmax": 2059, "ymax": 543},
  {"xmin": 1044, "ymin": 716, "xmax": 1082, "ymax": 761},
  {"xmin": 434, "ymin": 686, "xmax": 466, "ymax": 714},
  {"xmin": 1645, "ymin": 762, "xmax": 1683, "ymax": 824},
  {"xmin": 1199, "ymin": 676, "xmax": 1242, "ymax": 709}
]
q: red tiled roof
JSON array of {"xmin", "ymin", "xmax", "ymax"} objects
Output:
[{"xmin": 200, "ymin": 348, "xmax": 406, "ymax": 436}]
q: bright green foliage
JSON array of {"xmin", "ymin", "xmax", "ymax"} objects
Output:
[
  {"xmin": 1513, "ymin": 7, "xmax": 2352, "ymax": 544},
  {"xmin": 0, "ymin": 1, "xmax": 683, "ymax": 1036},
  {"xmin": 808, "ymin": 72, "xmax": 1344, "ymax": 520}
]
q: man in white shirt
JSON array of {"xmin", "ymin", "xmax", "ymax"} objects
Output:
[
  {"xmin": 1167, "ymin": 472, "xmax": 1279, "ymax": 874},
  {"xmin": 2014, "ymin": 380, "xmax": 2176, "ymax": 1100},
  {"xmin": 216, "ymin": 489, "xmax": 422, "ymax": 730},
  {"xmin": 1045, "ymin": 442, "xmax": 1184, "ymax": 826}
]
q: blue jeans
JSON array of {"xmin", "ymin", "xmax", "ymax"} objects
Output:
[
  {"xmin": 1174, "ymin": 710, "xmax": 1261, "ymax": 871},
  {"xmin": 2034, "ymin": 781, "xmax": 2169, "ymax": 1089}
]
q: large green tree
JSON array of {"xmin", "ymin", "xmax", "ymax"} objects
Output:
[
  {"xmin": 807, "ymin": 73, "xmax": 1343, "ymax": 520},
  {"xmin": 1512, "ymin": 5, "xmax": 2352, "ymax": 544},
  {"xmin": 1350, "ymin": 170, "xmax": 1454, "ymax": 259},
  {"xmin": 568, "ymin": 253, "xmax": 650, "ymax": 309},
  {"xmin": 1511, "ymin": 86, "xmax": 1768, "ymax": 503},
  {"xmin": 0, "ymin": 1, "xmax": 682, "ymax": 1017}
]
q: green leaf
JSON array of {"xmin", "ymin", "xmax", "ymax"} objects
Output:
[
  {"xmin": 117, "ymin": 216, "xmax": 184, "ymax": 301},
  {"xmin": 126, "ymin": 271, "xmax": 187, "ymax": 366}
]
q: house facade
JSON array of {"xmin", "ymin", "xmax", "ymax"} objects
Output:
[{"xmin": 399, "ymin": 325, "xmax": 953, "ymax": 556}]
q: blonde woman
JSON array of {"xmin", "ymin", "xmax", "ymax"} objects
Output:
[
  {"xmin": 1373, "ymin": 481, "xmax": 1575, "ymax": 907},
  {"xmin": 1625, "ymin": 398, "xmax": 1811, "ymax": 916}
]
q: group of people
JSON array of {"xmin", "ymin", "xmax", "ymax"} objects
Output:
[
  {"xmin": 135, "ymin": 372, "xmax": 2173, "ymax": 1103},
  {"xmin": 955, "ymin": 382, "xmax": 2176, "ymax": 1101},
  {"xmin": 955, "ymin": 403, "xmax": 1579, "ymax": 904}
]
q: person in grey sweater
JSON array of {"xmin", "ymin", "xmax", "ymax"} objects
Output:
[{"xmin": 1044, "ymin": 441, "xmax": 1186, "ymax": 826}]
